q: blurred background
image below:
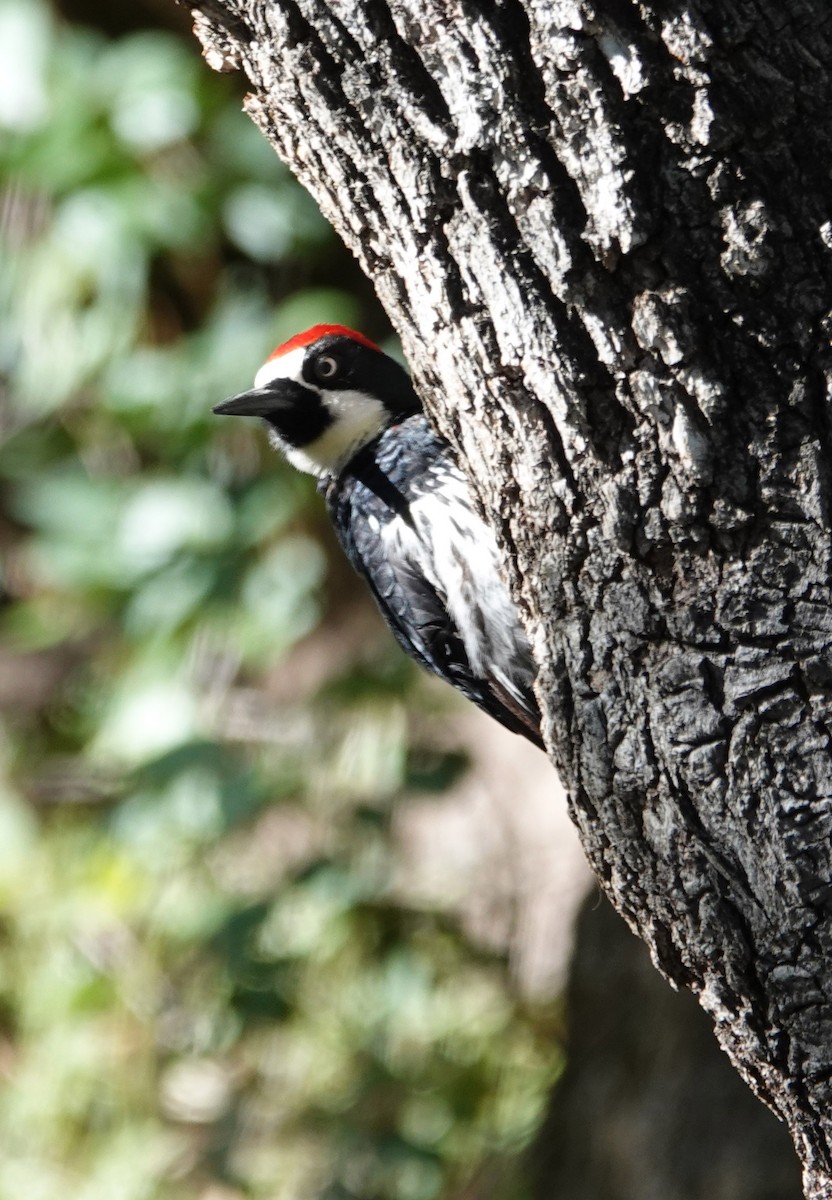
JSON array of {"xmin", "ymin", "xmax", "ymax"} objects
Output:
[{"xmin": 0, "ymin": 2, "xmax": 590, "ymax": 1197}]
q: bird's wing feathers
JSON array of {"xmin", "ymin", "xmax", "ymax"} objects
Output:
[
  {"xmin": 326, "ymin": 419, "xmax": 543, "ymax": 747},
  {"xmin": 356, "ymin": 521, "xmax": 542, "ymax": 745}
]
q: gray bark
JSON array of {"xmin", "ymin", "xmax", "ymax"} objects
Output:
[{"xmin": 184, "ymin": 1, "xmax": 832, "ymax": 1194}]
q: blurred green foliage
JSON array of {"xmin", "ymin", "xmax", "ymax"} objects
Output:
[{"xmin": 0, "ymin": 2, "xmax": 561, "ymax": 1197}]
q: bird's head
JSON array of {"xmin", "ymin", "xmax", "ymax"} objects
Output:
[{"xmin": 213, "ymin": 325, "xmax": 421, "ymax": 477}]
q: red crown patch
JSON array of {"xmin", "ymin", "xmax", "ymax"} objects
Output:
[{"xmin": 266, "ymin": 325, "xmax": 381, "ymax": 363}]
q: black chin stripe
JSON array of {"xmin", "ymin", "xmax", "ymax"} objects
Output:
[{"xmin": 264, "ymin": 382, "xmax": 334, "ymax": 448}]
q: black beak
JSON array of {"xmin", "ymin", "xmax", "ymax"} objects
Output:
[{"xmin": 213, "ymin": 386, "xmax": 287, "ymax": 418}]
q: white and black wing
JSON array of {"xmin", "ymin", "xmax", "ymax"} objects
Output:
[{"xmin": 324, "ymin": 417, "xmax": 543, "ymax": 747}]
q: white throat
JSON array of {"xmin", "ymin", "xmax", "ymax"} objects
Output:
[
  {"xmin": 255, "ymin": 349, "xmax": 389, "ymax": 478},
  {"xmin": 272, "ymin": 389, "xmax": 390, "ymax": 478}
]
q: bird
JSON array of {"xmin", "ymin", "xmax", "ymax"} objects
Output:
[{"xmin": 213, "ymin": 324, "xmax": 542, "ymax": 748}]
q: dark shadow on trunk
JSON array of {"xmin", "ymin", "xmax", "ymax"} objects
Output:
[{"xmin": 530, "ymin": 895, "xmax": 802, "ymax": 1200}]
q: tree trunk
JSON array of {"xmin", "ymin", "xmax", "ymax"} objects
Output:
[
  {"xmin": 531, "ymin": 895, "xmax": 802, "ymax": 1200},
  {"xmin": 184, "ymin": 1, "xmax": 832, "ymax": 1193}
]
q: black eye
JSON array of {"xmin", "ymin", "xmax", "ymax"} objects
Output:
[{"xmin": 315, "ymin": 353, "xmax": 339, "ymax": 381}]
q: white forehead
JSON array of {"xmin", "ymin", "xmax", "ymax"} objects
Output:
[{"xmin": 254, "ymin": 345, "xmax": 307, "ymax": 389}]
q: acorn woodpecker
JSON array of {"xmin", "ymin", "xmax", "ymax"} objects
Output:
[{"xmin": 214, "ymin": 325, "xmax": 542, "ymax": 747}]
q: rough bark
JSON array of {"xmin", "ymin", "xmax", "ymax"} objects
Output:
[{"xmin": 184, "ymin": 1, "xmax": 832, "ymax": 1194}]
